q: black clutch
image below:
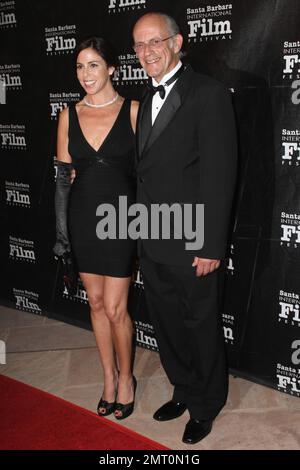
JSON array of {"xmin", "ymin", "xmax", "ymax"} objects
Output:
[{"xmin": 60, "ymin": 252, "xmax": 78, "ymax": 296}]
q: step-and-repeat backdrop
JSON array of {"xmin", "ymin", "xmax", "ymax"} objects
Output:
[{"xmin": 1, "ymin": 0, "xmax": 300, "ymax": 397}]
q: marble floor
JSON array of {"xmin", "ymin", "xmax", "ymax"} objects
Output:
[{"xmin": 0, "ymin": 305, "xmax": 299, "ymax": 450}]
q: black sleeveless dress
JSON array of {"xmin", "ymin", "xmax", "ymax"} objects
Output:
[{"xmin": 67, "ymin": 99, "xmax": 136, "ymax": 277}]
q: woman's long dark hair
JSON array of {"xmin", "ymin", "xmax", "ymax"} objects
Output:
[{"xmin": 75, "ymin": 36, "xmax": 119, "ymax": 68}]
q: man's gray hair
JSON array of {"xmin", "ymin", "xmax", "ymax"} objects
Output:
[
  {"xmin": 133, "ymin": 12, "xmax": 185, "ymax": 58},
  {"xmin": 154, "ymin": 12, "xmax": 184, "ymax": 58},
  {"xmin": 159, "ymin": 13, "xmax": 181, "ymax": 36}
]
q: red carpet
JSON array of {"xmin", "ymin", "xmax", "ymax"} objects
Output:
[{"xmin": 0, "ymin": 374, "xmax": 169, "ymax": 450}]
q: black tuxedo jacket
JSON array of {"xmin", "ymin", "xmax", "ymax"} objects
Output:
[{"xmin": 136, "ymin": 65, "xmax": 237, "ymax": 266}]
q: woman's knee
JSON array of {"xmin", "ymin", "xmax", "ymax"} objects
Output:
[
  {"xmin": 88, "ymin": 293, "xmax": 104, "ymax": 313},
  {"xmin": 104, "ymin": 302, "xmax": 127, "ymax": 323}
]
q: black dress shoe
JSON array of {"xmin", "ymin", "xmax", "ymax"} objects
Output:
[
  {"xmin": 153, "ymin": 400, "xmax": 187, "ymax": 421},
  {"xmin": 182, "ymin": 418, "xmax": 213, "ymax": 444}
]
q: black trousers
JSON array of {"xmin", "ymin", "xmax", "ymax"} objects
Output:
[{"xmin": 140, "ymin": 250, "xmax": 228, "ymax": 420}]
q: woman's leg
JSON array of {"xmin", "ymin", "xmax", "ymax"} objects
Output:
[
  {"xmin": 80, "ymin": 272, "xmax": 118, "ymax": 414},
  {"xmin": 103, "ymin": 276, "xmax": 134, "ymax": 416}
]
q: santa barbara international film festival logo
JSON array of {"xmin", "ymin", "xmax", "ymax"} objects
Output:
[
  {"xmin": 132, "ymin": 265, "xmax": 143, "ymax": 288},
  {"xmin": 276, "ymin": 340, "xmax": 300, "ymax": 396},
  {"xmin": 63, "ymin": 278, "xmax": 88, "ymax": 304},
  {"xmin": 5, "ymin": 181, "xmax": 31, "ymax": 208},
  {"xmin": 226, "ymin": 243, "xmax": 234, "ymax": 276},
  {"xmin": 107, "ymin": 0, "xmax": 146, "ymax": 14},
  {"xmin": 130, "ymin": 268, "xmax": 158, "ymax": 351},
  {"xmin": 0, "ymin": 1, "xmax": 17, "ymax": 29},
  {"xmin": 282, "ymin": 40, "xmax": 300, "ymax": 80},
  {"xmin": 134, "ymin": 320, "xmax": 158, "ymax": 351},
  {"xmin": 281, "ymin": 128, "xmax": 300, "ymax": 166},
  {"xmin": 0, "ymin": 64, "xmax": 22, "ymax": 95},
  {"xmin": 9, "ymin": 236, "xmax": 36, "ymax": 264},
  {"xmin": 0, "ymin": 124, "xmax": 26, "ymax": 150},
  {"xmin": 222, "ymin": 313, "xmax": 234, "ymax": 345},
  {"xmin": 112, "ymin": 52, "xmax": 147, "ymax": 86},
  {"xmin": 45, "ymin": 24, "xmax": 76, "ymax": 55},
  {"xmin": 278, "ymin": 290, "xmax": 300, "ymax": 328},
  {"xmin": 281, "ymin": 40, "xmax": 300, "ymax": 106},
  {"xmin": 49, "ymin": 92, "xmax": 80, "ymax": 120},
  {"xmin": 280, "ymin": 211, "xmax": 300, "ymax": 248},
  {"xmin": 136, "ymin": 318, "xmax": 158, "ymax": 351},
  {"xmin": 13, "ymin": 288, "xmax": 41, "ymax": 315},
  {"xmin": 186, "ymin": 3, "xmax": 232, "ymax": 43}
]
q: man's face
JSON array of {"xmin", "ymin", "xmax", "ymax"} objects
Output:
[{"xmin": 133, "ymin": 14, "xmax": 183, "ymax": 83}]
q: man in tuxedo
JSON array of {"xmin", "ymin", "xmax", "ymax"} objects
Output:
[{"xmin": 133, "ymin": 12, "xmax": 237, "ymax": 444}]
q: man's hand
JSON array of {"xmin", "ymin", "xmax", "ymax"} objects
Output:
[{"xmin": 192, "ymin": 257, "xmax": 220, "ymax": 277}]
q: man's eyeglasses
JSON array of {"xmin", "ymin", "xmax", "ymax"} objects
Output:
[{"xmin": 133, "ymin": 35, "xmax": 176, "ymax": 54}]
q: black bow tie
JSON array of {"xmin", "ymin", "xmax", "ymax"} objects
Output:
[
  {"xmin": 148, "ymin": 83, "xmax": 165, "ymax": 99},
  {"xmin": 147, "ymin": 64, "xmax": 185, "ymax": 100}
]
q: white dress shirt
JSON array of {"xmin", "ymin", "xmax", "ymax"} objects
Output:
[{"xmin": 151, "ymin": 60, "xmax": 182, "ymax": 125}]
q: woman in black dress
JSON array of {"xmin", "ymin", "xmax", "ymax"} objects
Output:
[{"xmin": 53, "ymin": 37, "xmax": 138, "ymax": 420}]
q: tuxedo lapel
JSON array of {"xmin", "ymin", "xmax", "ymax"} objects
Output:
[
  {"xmin": 138, "ymin": 65, "xmax": 193, "ymax": 158},
  {"xmin": 137, "ymin": 92, "xmax": 152, "ymax": 158},
  {"xmin": 144, "ymin": 87, "xmax": 181, "ymax": 154}
]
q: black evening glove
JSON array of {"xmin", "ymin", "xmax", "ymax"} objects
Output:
[{"xmin": 53, "ymin": 161, "xmax": 73, "ymax": 258}]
